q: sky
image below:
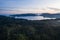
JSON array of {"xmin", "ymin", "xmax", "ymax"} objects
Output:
[{"xmin": 0, "ymin": 0, "xmax": 60, "ymax": 14}]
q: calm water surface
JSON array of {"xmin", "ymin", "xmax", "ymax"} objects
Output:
[{"xmin": 15, "ymin": 16, "xmax": 56, "ymax": 20}]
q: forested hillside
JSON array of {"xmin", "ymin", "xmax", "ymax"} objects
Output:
[{"xmin": 0, "ymin": 15, "xmax": 60, "ymax": 40}]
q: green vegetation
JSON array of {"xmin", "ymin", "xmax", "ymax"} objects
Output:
[{"xmin": 0, "ymin": 15, "xmax": 60, "ymax": 40}]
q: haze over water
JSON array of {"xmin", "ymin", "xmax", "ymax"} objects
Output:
[{"xmin": 15, "ymin": 16, "xmax": 56, "ymax": 20}]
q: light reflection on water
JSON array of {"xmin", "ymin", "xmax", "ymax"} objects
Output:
[{"xmin": 15, "ymin": 16, "xmax": 56, "ymax": 20}]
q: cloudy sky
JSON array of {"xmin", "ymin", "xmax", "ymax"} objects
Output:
[{"xmin": 0, "ymin": 0, "xmax": 60, "ymax": 14}]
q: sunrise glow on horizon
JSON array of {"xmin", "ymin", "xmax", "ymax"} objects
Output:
[{"xmin": 0, "ymin": 0, "xmax": 60, "ymax": 14}]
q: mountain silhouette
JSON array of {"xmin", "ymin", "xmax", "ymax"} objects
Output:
[
  {"xmin": 40, "ymin": 13, "xmax": 60, "ymax": 18},
  {"xmin": 10, "ymin": 13, "xmax": 38, "ymax": 17}
]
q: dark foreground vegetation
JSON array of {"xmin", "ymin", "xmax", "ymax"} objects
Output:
[{"xmin": 0, "ymin": 15, "xmax": 60, "ymax": 40}]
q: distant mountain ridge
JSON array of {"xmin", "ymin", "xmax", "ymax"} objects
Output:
[
  {"xmin": 40, "ymin": 13, "xmax": 60, "ymax": 18},
  {"xmin": 10, "ymin": 13, "xmax": 38, "ymax": 17},
  {"xmin": 1, "ymin": 13, "xmax": 60, "ymax": 18},
  {"xmin": 10, "ymin": 13, "xmax": 60, "ymax": 18}
]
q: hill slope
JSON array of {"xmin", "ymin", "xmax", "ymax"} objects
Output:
[{"xmin": 0, "ymin": 15, "xmax": 60, "ymax": 40}]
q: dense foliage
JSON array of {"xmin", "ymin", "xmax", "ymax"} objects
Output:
[{"xmin": 0, "ymin": 15, "xmax": 60, "ymax": 40}]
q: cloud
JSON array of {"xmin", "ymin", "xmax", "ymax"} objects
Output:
[
  {"xmin": 0, "ymin": 7, "xmax": 60, "ymax": 14},
  {"xmin": 48, "ymin": 7, "xmax": 60, "ymax": 11},
  {"xmin": 0, "ymin": 8, "xmax": 45, "ymax": 14},
  {"xmin": 0, "ymin": 9, "xmax": 24, "ymax": 14}
]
